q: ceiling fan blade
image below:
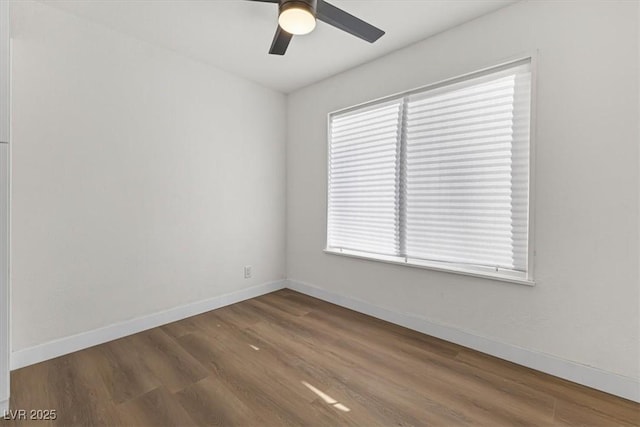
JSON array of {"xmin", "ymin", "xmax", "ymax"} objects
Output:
[
  {"xmin": 269, "ymin": 26, "xmax": 293, "ymax": 55},
  {"xmin": 316, "ymin": 0, "xmax": 385, "ymax": 43}
]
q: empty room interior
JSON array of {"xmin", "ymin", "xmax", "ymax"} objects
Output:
[{"xmin": 0, "ymin": 0, "xmax": 639, "ymax": 425}]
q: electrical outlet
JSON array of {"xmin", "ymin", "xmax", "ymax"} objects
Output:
[{"xmin": 244, "ymin": 265, "xmax": 252, "ymax": 279}]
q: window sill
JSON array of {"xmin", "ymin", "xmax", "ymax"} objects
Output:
[{"xmin": 323, "ymin": 248, "xmax": 535, "ymax": 287}]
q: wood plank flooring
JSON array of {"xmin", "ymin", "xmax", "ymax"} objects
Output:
[{"xmin": 2, "ymin": 290, "xmax": 639, "ymax": 426}]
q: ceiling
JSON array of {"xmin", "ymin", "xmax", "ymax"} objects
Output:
[{"xmin": 42, "ymin": 0, "xmax": 516, "ymax": 93}]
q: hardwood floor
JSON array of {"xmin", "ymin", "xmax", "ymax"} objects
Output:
[{"xmin": 2, "ymin": 290, "xmax": 639, "ymax": 426}]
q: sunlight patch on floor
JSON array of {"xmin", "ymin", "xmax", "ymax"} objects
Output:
[{"xmin": 302, "ymin": 381, "xmax": 351, "ymax": 412}]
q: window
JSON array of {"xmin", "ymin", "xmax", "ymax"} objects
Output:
[{"xmin": 326, "ymin": 59, "xmax": 534, "ymax": 284}]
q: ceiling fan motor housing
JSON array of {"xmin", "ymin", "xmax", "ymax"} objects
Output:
[{"xmin": 279, "ymin": 0, "xmax": 318, "ymax": 17}]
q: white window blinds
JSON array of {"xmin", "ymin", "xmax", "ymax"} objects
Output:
[
  {"xmin": 327, "ymin": 59, "xmax": 532, "ymax": 280},
  {"xmin": 405, "ymin": 62, "xmax": 531, "ymax": 272},
  {"xmin": 327, "ymin": 100, "xmax": 402, "ymax": 256}
]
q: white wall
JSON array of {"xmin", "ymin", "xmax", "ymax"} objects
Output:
[
  {"xmin": 10, "ymin": 1, "xmax": 286, "ymax": 352},
  {"xmin": 287, "ymin": 0, "xmax": 640, "ymax": 384}
]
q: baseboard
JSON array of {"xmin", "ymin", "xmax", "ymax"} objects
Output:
[
  {"xmin": 286, "ymin": 279, "xmax": 640, "ymax": 403},
  {"xmin": 0, "ymin": 399, "xmax": 7, "ymax": 414},
  {"xmin": 11, "ymin": 280, "xmax": 286, "ymax": 370}
]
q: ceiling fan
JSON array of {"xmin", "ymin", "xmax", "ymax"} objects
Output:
[{"xmin": 248, "ymin": 0, "xmax": 385, "ymax": 55}]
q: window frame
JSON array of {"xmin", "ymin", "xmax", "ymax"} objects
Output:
[{"xmin": 324, "ymin": 54, "xmax": 537, "ymax": 286}]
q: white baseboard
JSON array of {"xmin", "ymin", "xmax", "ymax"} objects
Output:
[
  {"xmin": 286, "ymin": 279, "xmax": 640, "ymax": 403},
  {"xmin": 11, "ymin": 280, "xmax": 286, "ymax": 370}
]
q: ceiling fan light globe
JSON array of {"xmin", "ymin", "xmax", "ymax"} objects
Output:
[{"xmin": 278, "ymin": 7, "xmax": 316, "ymax": 35}]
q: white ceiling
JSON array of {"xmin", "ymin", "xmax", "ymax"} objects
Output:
[{"xmin": 42, "ymin": 0, "xmax": 516, "ymax": 93}]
